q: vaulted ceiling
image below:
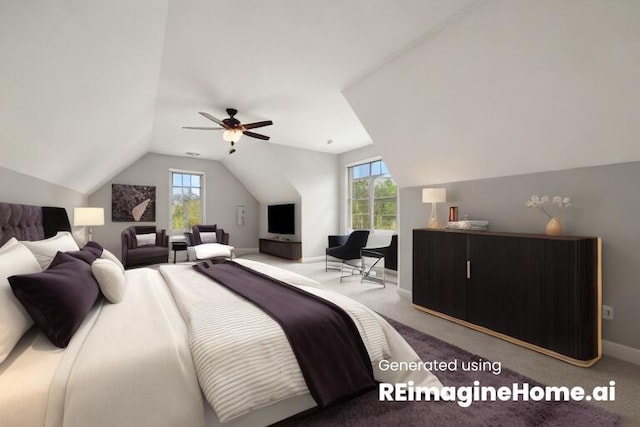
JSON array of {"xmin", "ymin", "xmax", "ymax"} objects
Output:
[
  {"xmin": 3, "ymin": 1, "xmax": 639, "ymax": 197},
  {"xmin": 0, "ymin": 0, "xmax": 478, "ymax": 194}
]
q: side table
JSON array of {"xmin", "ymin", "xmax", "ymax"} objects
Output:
[{"xmin": 171, "ymin": 241, "xmax": 188, "ymax": 263}]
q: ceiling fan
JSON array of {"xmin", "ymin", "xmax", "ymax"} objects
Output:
[{"xmin": 183, "ymin": 108, "xmax": 273, "ymax": 154}]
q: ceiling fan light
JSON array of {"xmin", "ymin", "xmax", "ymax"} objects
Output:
[{"xmin": 223, "ymin": 129, "xmax": 242, "ymax": 143}]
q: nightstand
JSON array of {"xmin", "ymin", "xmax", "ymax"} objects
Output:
[{"xmin": 171, "ymin": 241, "xmax": 188, "ymax": 263}]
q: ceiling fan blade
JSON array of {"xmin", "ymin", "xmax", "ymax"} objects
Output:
[
  {"xmin": 242, "ymin": 120, "xmax": 273, "ymax": 130},
  {"xmin": 182, "ymin": 126, "xmax": 223, "ymax": 130},
  {"xmin": 199, "ymin": 112, "xmax": 227, "ymax": 128},
  {"xmin": 243, "ymin": 130, "xmax": 270, "ymax": 141}
]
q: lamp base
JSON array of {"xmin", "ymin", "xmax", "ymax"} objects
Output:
[{"xmin": 427, "ymin": 217, "xmax": 440, "ymax": 229}]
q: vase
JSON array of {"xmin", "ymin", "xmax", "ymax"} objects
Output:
[{"xmin": 545, "ymin": 217, "xmax": 563, "ymax": 236}]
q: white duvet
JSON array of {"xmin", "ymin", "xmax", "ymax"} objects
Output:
[
  {"xmin": 160, "ymin": 259, "xmax": 443, "ymax": 423},
  {"xmin": 0, "ymin": 259, "xmax": 442, "ymax": 427},
  {"xmin": 0, "ymin": 268, "xmax": 204, "ymax": 427}
]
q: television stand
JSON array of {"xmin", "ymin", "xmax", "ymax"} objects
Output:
[{"xmin": 259, "ymin": 238, "xmax": 302, "ymax": 260}]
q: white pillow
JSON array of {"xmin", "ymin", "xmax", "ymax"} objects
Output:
[
  {"xmin": 91, "ymin": 258, "xmax": 126, "ymax": 303},
  {"xmin": 0, "ymin": 238, "xmax": 43, "ymax": 363},
  {"xmin": 101, "ymin": 248, "xmax": 125, "ymax": 273},
  {"xmin": 200, "ymin": 231, "xmax": 217, "ymax": 243},
  {"xmin": 194, "ymin": 243, "xmax": 234, "ymax": 260},
  {"xmin": 21, "ymin": 231, "xmax": 80, "ymax": 270},
  {"xmin": 135, "ymin": 233, "xmax": 156, "ymax": 247}
]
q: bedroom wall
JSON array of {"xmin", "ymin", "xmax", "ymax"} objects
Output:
[
  {"xmin": 223, "ymin": 142, "xmax": 301, "ymax": 242},
  {"xmin": 0, "ymin": 164, "xmax": 87, "ymax": 214},
  {"xmin": 399, "ymin": 160, "xmax": 640, "ymax": 358},
  {"xmin": 88, "ymin": 153, "xmax": 259, "ymax": 259},
  {"xmin": 268, "ymin": 144, "xmax": 340, "ymax": 260},
  {"xmin": 223, "ymin": 142, "xmax": 338, "ymax": 260}
]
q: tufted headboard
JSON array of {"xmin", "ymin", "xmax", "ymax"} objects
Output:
[{"xmin": 0, "ymin": 203, "xmax": 72, "ymax": 246}]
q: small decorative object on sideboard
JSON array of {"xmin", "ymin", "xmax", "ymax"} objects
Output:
[
  {"xmin": 526, "ymin": 195, "xmax": 571, "ymax": 236},
  {"xmin": 448, "ymin": 206, "xmax": 459, "ymax": 222},
  {"xmin": 446, "ymin": 220, "xmax": 489, "ymax": 231}
]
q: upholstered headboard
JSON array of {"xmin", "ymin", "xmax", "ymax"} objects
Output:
[{"xmin": 0, "ymin": 203, "xmax": 72, "ymax": 246}]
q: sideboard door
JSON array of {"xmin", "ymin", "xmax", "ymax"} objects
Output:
[{"xmin": 413, "ymin": 230, "xmax": 466, "ymax": 319}]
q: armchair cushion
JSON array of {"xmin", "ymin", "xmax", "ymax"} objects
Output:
[
  {"xmin": 192, "ymin": 224, "xmax": 230, "ymax": 246},
  {"xmin": 199, "ymin": 232, "xmax": 217, "ymax": 244},
  {"xmin": 135, "ymin": 233, "xmax": 157, "ymax": 247}
]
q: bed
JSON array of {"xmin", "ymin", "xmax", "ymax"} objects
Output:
[{"xmin": 0, "ymin": 203, "xmax": 442, "ymax": 426}]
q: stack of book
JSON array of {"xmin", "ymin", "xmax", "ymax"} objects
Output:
[{"xmin": 446, "ymin": 220, "xmax": 489, "ymax": 231}]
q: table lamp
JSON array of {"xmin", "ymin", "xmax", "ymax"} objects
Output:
[
  {"xmin": 422, "ymin": 188, "xmax": 446, "ymax": 229},
  {"xmin": 73, "ymin": 207, "xmax": 105, "ymax": 241}
]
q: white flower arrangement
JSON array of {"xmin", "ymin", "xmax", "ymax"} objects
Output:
[{"xmin": 526, "ymin": 195, "xmax": 571, "ymax": 219}]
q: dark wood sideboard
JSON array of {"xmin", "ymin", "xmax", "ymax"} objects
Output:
[
  {"xmin": 259, "ymin": 238, "xmax": 302, "ymax": 260},
  {"xmin": 412, "ymin": 229, "xmax": 602, "ymax": 367}
]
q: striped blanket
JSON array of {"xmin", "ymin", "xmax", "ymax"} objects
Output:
[{"xmin": 161, "ymin": 259, "xmax": 391, "ymax": 423}]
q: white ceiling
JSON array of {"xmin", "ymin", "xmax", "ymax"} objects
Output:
[
  {"xmin": 0, "ymin": 0, "xmax": 478, "ymax": 194},
  {"xmin": 345, "ymin": 0, "xmax": 640, "ymax": 188}
]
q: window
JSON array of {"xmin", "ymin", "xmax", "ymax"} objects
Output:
[
  {"xmin": 348, "ymin": 159, "xmax": 397, "ymax": 231},
  {"xmin": 171, "ymin": 171, "xmax": 203, "ymax": 232}
]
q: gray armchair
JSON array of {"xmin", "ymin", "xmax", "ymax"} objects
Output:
[
  {"xmin": 121, "ymin": 226, "xmax": 169, "ymax": 269},
  {"xmin": 190, "ymin": 224, "xmax": 230, "ymax": 245}
]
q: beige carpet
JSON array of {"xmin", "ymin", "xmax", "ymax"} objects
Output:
[{"xmin": 236, "ymin": 253, "xmax": 640, "ymax": 426}]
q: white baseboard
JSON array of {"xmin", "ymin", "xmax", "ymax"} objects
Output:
[
  {"xmin": 234, "ymin": 247, "xmax": 259, "ymax": 257},
  {"xmin": 603, "ymin": 339, "xmax": 640, "ymax": 366},
  {"xmin": 397, "ymin": 288, "xmax": 412, "ymax": 302},
  {"xmin": 301, "ymin": 256, "xmax": 325, "ymax": 263}
]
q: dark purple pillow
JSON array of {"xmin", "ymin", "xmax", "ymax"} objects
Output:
[
  {"xmin": 64, "ymin": 249, "xmax": 98, "ymax": 265},
  {"xmin": 8, "ymin": 251, "xmax": 100, "ymax": 348},
  {"xmin": 83, "ymin": 241, "xmax": 104, "ymax": 258}
]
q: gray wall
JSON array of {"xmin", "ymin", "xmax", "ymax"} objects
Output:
[
  {"xmin": 400, "ymin": 161, "xmax": 640, "ymax": 351},
  {"xmin": 224, "ymin": 143, "xmax": 339, "ymax": 260},
  {"xmin": 0, "ymin": 165, "xmax": 87, "ymax": 220},
  {"xmin": 88, "ymin": 153, "xmax": 259, "ymax": 259},
  {"xmin": 268, "ymin": 144, "xmax": 340, "ymax": 260}
]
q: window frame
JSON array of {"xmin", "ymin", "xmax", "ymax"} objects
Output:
[
  {"xmin": 347, "ymin": 159, "xmax": 398, "ymax": 233},
  {"xmin": 169, "ymin": 169, "xmax": 206, "ymax": 235}
]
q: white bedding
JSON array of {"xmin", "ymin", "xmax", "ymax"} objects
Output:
[
  {"xmin": 0, "ymin": 260, "xmax": 442, "ymax": 427},
  {"xmin": 161, "ymin": 258, "xmax": 442, "ymax": 423},
  {"xmin": 1, "ymin": 268, "xmax": 204, "ymax": 427}
]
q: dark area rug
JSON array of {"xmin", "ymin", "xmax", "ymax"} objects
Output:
[{"xmin": 274, "ymin": 317, "xmax": 618, "ymax": 427}]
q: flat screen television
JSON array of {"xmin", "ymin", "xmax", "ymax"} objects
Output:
[{"xmin": 268, "ymin": 203, "xmax": 295, "ymax": 235}]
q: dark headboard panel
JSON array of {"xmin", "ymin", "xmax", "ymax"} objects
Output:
[{"xmin": 0, "ymin": 203, "xmax": 71, "ymax": 246}]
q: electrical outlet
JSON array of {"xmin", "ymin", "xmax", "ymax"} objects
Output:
[{"xmin": 602, "ymin": 305, "xmax": 614, "ymax": 320}]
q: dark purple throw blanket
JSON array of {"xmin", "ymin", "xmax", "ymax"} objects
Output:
[{"xmin": 193, "ymin": 260, "xmax": 375, "ymax": 408}]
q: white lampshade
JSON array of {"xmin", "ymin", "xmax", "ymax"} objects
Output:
[
  {"xmin": 73, "ymin": 207, "xmax": 105, "ymax": 226},
  {"xmin": 422, "ymin": 188, "xmax": 446, "ymax": 203},
  {"xmin": 223, "ymin": 129, "xmax": 243, "ymax": 143}
]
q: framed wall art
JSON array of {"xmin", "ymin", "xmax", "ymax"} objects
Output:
[{"xmin": 111, "ymin": 184, "xmax": 156, "ymax": 222}]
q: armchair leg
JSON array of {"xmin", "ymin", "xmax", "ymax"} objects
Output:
[{"xmin": 339, "ymin": 260, "xmax": 363, "ymax": 283}]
